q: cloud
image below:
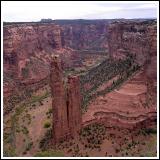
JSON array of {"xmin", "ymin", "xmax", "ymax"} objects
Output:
[
  {"xmin": 133, "ymin": 3, "xmax": 157, "ymax": 9},
  {"xmin": 1, "ymin": 1, "xmax": 158, "ymax": 22}
]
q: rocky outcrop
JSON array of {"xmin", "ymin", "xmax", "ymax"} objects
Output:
[
  {"xmin": 4, "ymin": 23, "xmax": 62, "ymax": 71},
  {"xmin": 50, "ymin": 55, "xmax": 82, "ymax": 144},
  {"xmin": 50, "ymin": 55, "xmax": 69, "ymax": 144},
  {"xmin": 146, "ymin": 24, "xmax": 157, "ymax": 81},
  {"xmin": 82, "ymin": 70, "xmax": 157, "ymax": 130},
  {"xmin": 3, "ymin": 23, "xmax": 79, "ymax": 101},
  {"xmin": 67, "ymin": 76, "xmax": 82, "ymax": 137},
  {"xmin": 108, "ymin": 20, "xmax": 157, "ymax": 108},
  {"xmin": 83, "ymin": 111, "xmax": 156, "ymax": 130},
  {"xmin": 83, "ymin": 19, "xmax": 157, "ymax": 129},
  {"xmin": 60, "ymin": 22, "xmax": 108, "ymax": 50},
  {"xmin": 3, "ymin": 19, "xmax": 157, "ymax": 116},
  {"xmin": 3, "ymin": 21, "xmax": 109, "ymax": 99},
  {"xmin": 79, "ymin": 55, "xmax": 140, "ymax": 111},
  {"xmin": 3, "ymin": 23, "xmax": 62, "ymax": 56},
  {"xmin": 3, "ymin": 23, "xmax": 64, "ymax": 98},
  {"xmin": 108, "ymin": 20, "xmax": 157, "ymax": 65}
]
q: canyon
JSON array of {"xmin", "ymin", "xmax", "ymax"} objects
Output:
[
  {"xmin": 83, "ymin": 20, "xmax": 157, "ymax": 129},
  {"xmin": 3, "ymin": 20, "xmax": 110, "ymax": 114},
  {"xmin": 3, "ymin": 19, "xmax": 157, "ymax": 157}
]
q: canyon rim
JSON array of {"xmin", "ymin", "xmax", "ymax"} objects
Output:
[{"xmin": 2, "ymin": 1, "xmax": 159, "ymax": 159}]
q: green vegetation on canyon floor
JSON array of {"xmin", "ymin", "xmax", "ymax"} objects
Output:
[{"xmin": 37, "ymin": 123, "xmax": 157, "ymax": 157}]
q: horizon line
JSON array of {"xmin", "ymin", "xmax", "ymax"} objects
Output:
[{"xmin": 3, "ymin": 17, "xmax": 157, "ymax": 23}]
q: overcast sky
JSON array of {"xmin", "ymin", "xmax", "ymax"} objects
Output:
[{"xmin": 1, "ymin": 1, "xmax": 158, "ymax": 22}]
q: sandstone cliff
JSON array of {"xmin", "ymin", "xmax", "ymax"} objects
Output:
[
  {"xmin": 3, "ymin": 24, "xmax": 76, "ymax": 102},
  {"xmin": 82, "ymin": 19, "xmax": 157, "ymax": 129},
  {"xmin": 108, "ymin": 20, "xmax": 157, "ymax": 66},
  {"xmin": 107, "ymin": 20, "xmax": 157, "ymax": 108},
  {"xmin": 3, "ymin": 21, "xmax": 109, "ymax": 98},
  {"xmin": 4, "ymin": 23, "xmax": 62, "ymax": 77},
  {"xmin": 60, "ymin": 22, "xmax": 108, "ymax": 50},
  {"xmin": 50, "ymin": 55, "xmax": 69, "ymax": 144},
  {"xmin": 67, "ymin": 76, "xmax": 82, "ymax": 137},
  {"xmin": 3, "ymin": 20, "xmax": 157, "ymax": 115},
  {"xmin": 50, "ymin": 56, "xmax": 82, "ymax": 143}
]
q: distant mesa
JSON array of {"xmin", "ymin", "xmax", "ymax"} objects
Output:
[{"xmin": 40, "ymin": 18, "xmax": 53, "ymax": 22}]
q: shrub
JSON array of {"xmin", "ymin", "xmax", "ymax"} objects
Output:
[
  {"xmin": 67, "ymin": 148, "xmax": 72, "ymax": 153},
  {"xmin": 44, "ymin": 121, "xmax": 51, "ymax": 128},
  {"xmin": 128, "ymin": 143, "xmax": 132, "ymax": 148},
  {"xmin": 142, "ymin": 142, "xmax": 145, "ymax": 145},
  {"xmin": 47, "ymin": 115, "xmax": 50, "ymax": 119},
  {"xmin": 21, "ymin": 126, "xmax": 29, "ymax": 135},
  {"xmin": 26, "ymin": 142, "xmax": 33, "ymax": 151},
  {"xmin": 32, "ymin": 104, "xmax": 36, "ymax": 107},
  {"xmin": 144, "ymin": 128, "xmax": 157, "ymax": 134},
  {"xmin": 39, "ymin": 129, "xmax": 52, "ymax": 150},
  {"xmin": 22, "ymin": 151, "xmax": 27, "ymax": 155},
  {"xmin": 15, "ymin": 105, "xmax": 25, "ymax": 115},
  {"xmin": 3, "ymin": 147, "xmax": 17, "ymax": 157},
  {"xmin": 46, "ymin": 108, "xmax": 52, "ymax": 115},
  {"xmin": 21, "ymin": 67, "xmax": 29, "ymax": 78},
  {"xmin": 34, "ymin": 150, "xmax": 64, "ymax": 157},
  {"xmin": 85, "ymin": 153, "xmax": 89, "ymax": 157}
]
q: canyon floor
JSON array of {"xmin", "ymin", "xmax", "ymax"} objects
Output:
[{"xmin": 3, "ymin": 69, "xmax": 157, "ymax": 157}]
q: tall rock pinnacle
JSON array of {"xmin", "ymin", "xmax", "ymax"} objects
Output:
[
  {"xmin": 50, "ymin": 55, "xmax": 69, "ymax": 144},
  {"xmin": 50, "ymin": 55, "xmax": 82, "ymax": 144}
]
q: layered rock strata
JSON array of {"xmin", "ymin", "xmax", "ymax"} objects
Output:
[
  {"xmin": 108, "ymin": 20, "xmax": 157, "ymax": 108},
  {"xmin": 83, "ymin": 20, "xmax": 157, "ymax": 129},
  {"xmin": 108, "ymin": 20, "xmax": 157, "ymax": 65},
  {"xmin": 4, "ymin": 23, "xmax": 62, "ymax": 75},
  {"xmin": 3, "ymin": 21, "xmax": 109, "ymax": 99},
  {"xmin": 67, "ymin": 76, "xmax": 82, "ymax": 137},
  {"xmin": 50, "ymin": 55, "xmax": 82, "ymax": 144},
  {"xmin": 82, "ymin": 71, "xmax": 157, "ymax": 129},
  {"xmin": 60, "ymin": 21, "xmax": 108, "ymax": 50},
  {"xmin": 50, "ymin": 55, "xmax": 69, "ymax": 144},
  {"xmin": 107, "ymin": 20, "xmax": 157, "ymax": 86}
]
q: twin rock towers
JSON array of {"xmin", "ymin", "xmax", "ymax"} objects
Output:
[{"xmin": 50, "ymin": 55, "xmax": 82, "ymax": 144}]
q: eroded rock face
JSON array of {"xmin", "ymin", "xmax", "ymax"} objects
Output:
[
  {"xmin": 82, "ymin": 20, "xmax": 157, "ymax": 129},
  {"xmin": 50, "ymin": 55, "xmax": 69, "ymax": 144},
  {"xmin": 145, "ymin": 24, "xmax": 157, "ymax": 82},
  {"xmin": 108, "ymin": 20, "xmax": 157, "ymax": 66},
  {"xmin": 4, "ymin": 23, "xmax": 62, "ymax": 56},
  {"xmin": 3, "ymin": 23, "xmax": 63, "ymax": 97},
  {"xmin": 3, "ymin": 21, "xmax": 109, "ymax": 98},
  {"xmin": 82, "ymin": 71, "xmax": 157, "ymax": 129},
  {"xmin": 60, "ymin": 22, "xmax": 108, "ymax": 50},
  {"xmin": 3, "ymin": 23, "xmax": 62, "ymax": 75},
  {"xmin": 3, "ymin": 20, "xmax": 157, "ymax": 121},
  {"xmin": 50, "ymin": 56, "xmax": 82, "ymax": 143},
  {"xmin": 67, "ymin": 76, "xmax": 82, "ymax": 137},
  {"xmin": 3, "ymin": 21, "xmax": 109, "ymax": 78},
  {"xmin": 108, "ymin": 20, "xmax": 157, "ymax": 106}
]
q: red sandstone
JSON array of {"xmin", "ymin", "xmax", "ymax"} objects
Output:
[
  {"xmin": 50, "ymin": 55, "xmax": 69, "ymax": 144},
  {"xmin": 50, "ymin": 55, "xmax": 82, "ymax": 144}
]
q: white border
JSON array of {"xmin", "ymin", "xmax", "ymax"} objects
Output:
[
  {"xmin": 1, "ymin": 1, "xmax": 159, "ymax": 159},
  {"xmin": 1, "ymin": 1, "xmax": 4, "ymax": 159}
]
